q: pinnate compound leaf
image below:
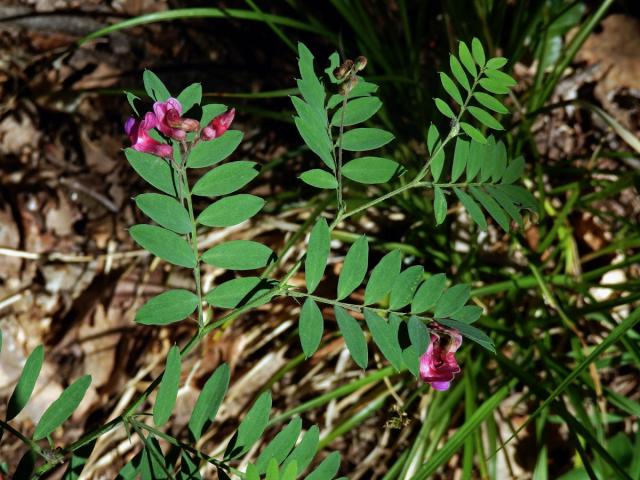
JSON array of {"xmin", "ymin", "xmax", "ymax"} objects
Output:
[
  {"xmin": 341, "ymin": 128, "xmax": 394, "ymax": 152},
  {"xmin": 205, "ymin": 277, "xmax": 274, "ymax": 309},
  {"xmin": 364, "ymin": 309, "xmax": 403, "ymax": 371},
  {"xmin": 437, "ymin": 318, "xmax": 495, "ymax": 353},
  {"xmin": 440, "ymin": 72, "xmax": 463, "ymax": 105},
  {"xmin": 364, "ymin": 249, "xmax": 402, "ymax": 305},
  {"xmin": 306, "ymin": 218, "xmax": 330, "ymax": 294},
  {"xmin": 459, "ymin": 122, "xmax": 487, "ymax": 144},
  {"xmin": 306, "ymin": 451, "xmax": 341, "ymax": 480},
  {"xmin": 136, "ymin": 289, "xmax": 199, "ymax": 325},
  {"xmin": 188, "ymin": 364, "xmax": 230, "ymax": 440},
  {"xmin": 34, "ymin": 375, "xmax": 91, "ymax": 440},
  {"xmin": 143, "ymin": 70, "xmax": 170, "ymax": 101},
  {"xmin": 342, "ymin": 157, "xmax": 401, "ymax": 184},
  {"xmin": 197, "ymin": 194, "xmax": 264, "ymax": 227},
  {"xmin": 471, "ymin": 38, "xmax": 486, "ymax": 66},
  {"xmin": 389, "ymin": 265, "xmax": 424, "ymax": 310},
  {"xmin": 255, "ymin": 417, "xmax": 302, "ymax": 473},
  {"xmin": 227, "ymin": 391, "xmax": 272, "ymax": 459},
  {"xmin": 449, "ymin": 55, "xmax": 471, "ymax": 91},
  {"xmin": 299, "ymin": 299, "xmax": 324, "ymax": 358},
  {"xmin": 468, "ymin": 106, "xmax": 504, "ymax": 130},
  {"xmin": 434, "ymin": 98, "xmax": 455, "ymax": 118},
  {"xmin": 300, "ymin": 169, "xmax": 338, "ymax": 189},
  {"xmin": 7, "ymin": 345, "xmax": 44, "ymax": 420},
  {"xmin": 130, "ymin": 224, "xmax": 195, "ymax": 268},
  {"xmin": 411, "ymin": 273, "xmax": 447, "ymax": 313},
  {"xmin": 434, "ymin": 284, "xmax": 471, "ymax": 318},
  {"xmin": 331, "ymin": 96, "xmax": 382, "ymax": 126},
  {"xmin": 135, "ymin": 193, "xmax": 191, "ymax": 234},
  {"xmin": 126, "ymin": 149, "xmax": 182, "ymax": 196},
  {"xmin": 202, "ymin": 240, "xmax": 274, "ymax": 270},
  {"xmin": 334, "ymin": 306, "xmax": 368, "ymax": 369},
  {"xmin": 187, "ymin": 130, "xmax": 243, "ymax": 168},
  {"xmin": 176, "ymin": 83, "xmax": 202, "ymax": 113},
  {"xmin": 153, "ymin": 345, "xmax": 181, "ymax": 427},
  {"xmin": 282, "ymin": 426, "xmax": 320, "ymax": 474},
  {"xmin": 470, "ymin": 186, "xmax": 510, "ymax": 231},
  {"xmin": 451, "ymin": 138, "xmax": 469, "ymax": 182},
  {"xmin": 433, "ymin": 186, "xmax": 447, "ymax": 225},
  {"xmin": 337, "ymin": 236, "xmax": 369, "ymax": 300},
  {"xmin": 192, "ymin": 161, "xmax": 259, "ymax": 197},
  {"xmin": 473, "ymin": 92, "xmax": 509, "ymax": 114},
  {"xmin": 458, "ymin": 42, "xmax": 477, "ymax": 77}
]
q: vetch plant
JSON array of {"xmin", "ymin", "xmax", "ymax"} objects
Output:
[{"xmin": 1, "ymin": 39, "xmax": 534, "ymax": 478}]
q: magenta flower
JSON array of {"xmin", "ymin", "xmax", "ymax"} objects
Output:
[
  {"xmin": 419, "ymin": 325, "xmax": 462, "ymax": 391},
  {"xmin": 153, "ymin": 98, "xmax": 191, "ymax": 140},
  {"xmin": 201, "ymin": 108, "xmax": 235, "ymax": 141},
  {"xmin": 125, "ymin": 112, "xmax": 173, "ymax": 158}
]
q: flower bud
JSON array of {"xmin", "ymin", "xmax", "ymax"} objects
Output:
[
  {"xmin": 354, "ymin": 56, "xmax": 367, "ymax": 72},
  {"xmin": 333, "ymin": 59, "xmax": 354, "ymax": 81}
]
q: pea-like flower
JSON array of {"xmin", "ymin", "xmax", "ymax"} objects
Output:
[
  {"xmin": 419, "ymin": 325, "xmax": 462, "ymax": 391},
  {"xmin": 201, "ymin": 108, "xmax": 235, "ymax": 141},
  {"xmin": 124, "ymin": 112, "xmax": 173, "ymax": 158},
  {"xmin": 153, "ymin": 98, "xmax": 199, "ymax": 140}
]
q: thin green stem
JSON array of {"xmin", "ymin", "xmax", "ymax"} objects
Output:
[{"xmin": 0, "ymin": 419, "xmax": 46, "ymax": 458}]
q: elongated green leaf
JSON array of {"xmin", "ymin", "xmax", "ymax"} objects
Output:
[
  {"xmin": 466, "ymin": 140, "xmax": 484, "ymax": 181},
  {"xmin": 449, "ymin": 55, "xmax": 470, "ymax": 91},
  {"xmin": 130, "ymin": 224, "xmax": 195, "ymax": 268},
  {"xmin": 470, "ymin": 187, "xmax": 510, "ymax": 231},
  {"xmin": 282, "ymin": 426, "xmax": 319, "ymax": 474},
  {"xmin": 433, "ymin": 186, "xmax": 447, "ymax": 225},
  {"xmin": 34, "ymin": 375, "xmax": 91, "ymax": 440},
  {"xmin": 437, "ymin": 318, "xmax": 495, "ymax": 353},
  {"xmin": 153, "ymin": 346, "xmax": 181, "ymax": 427},
  {"xmin": 331, "ymin": 96, "xmax": 382, "ymax": 126},
  {"xmin": 306, "ymin": 451, "xmax": 340, "ymax": 480},
  {"xmin": 471, "ymin": 38, "xmax": 485, "ymax": 66},
  {"xmin": 299, "ymin": 299, "xmax": 324, "ymax": 358},
  {"xmin": 192, "ymin": 161, "xmax": 259, "ymax": 197},
  {"xmin": 497, "ymin": 184, "xmax": 538, "ymax": 211},
  {"xmin": 450, "ymin": 305, "xmax": 483, "ymax": 324},
  {"xmin": 451, "ymin": 138, "xmax": 469, "ymax": 182},
  {"xmin": 460, "ymin": 122, "xmax": 487, "ymax": 144},
  {"xmin": 473, "ymin": 92, "xmax": 508, "ymax": 114},
  {"xmin": 187, "ymin": 130, "xmax": 244, "ymax": 168},
  {"xmin": 188, "ymin": 364, "xmax": 230, "ymax": 440},
  {"xmin": 468, "ymin": 106, "xmax": 504, "ymax": 130},
  {"xmin": 202, "ymin": 241, "xmax": 274, "ymax": 270},
  {"xmin": 364, "ymin": 249, "xmax": 402, "ymax": 305},
  {"xmin": 136, "ymin": 289, "xmax": 199, "ymax": 325},
  {"xmin": 334, "ymin": 306, "xmax": 368, "ymax": 369},
  {"xmin": 306, "ymin": 218, "xmax": 330, "ymax": 294},
  {"xmin": 135, "ymin": 193, "xmax": 191, "ymax": 234},
  {"xmin": 458, "ymin": 42, "xmax": 477, "ymax": 77},
  {"xmin": 427, "ymin": 123, "xmax": 439, "ymax": 153},
  {"xmin": 300, "ymin": 169, "xmax": 338, "ymax": 189},
  {"xmin": 487, "ymin": 186, "xmax": 523, "ymax": 226},
  {"xmin": 486, "ymin": 57, "xmax": 508, "ymax": 70},
  {"xmin": 485, "ymin": 69, "xmax": 517, "ymax": 87},
  {"xmin": 479, "ymin": 78, "xmax": 509, "ymax": 95},
  {"xmin": 205, "ymin": 277, "xmax": 274, "ymax": 309},
  {"xmin": 255, "ymin": 417, "xmax": 302, "ymax": 473},
  {"xmin": 126, "ymin": 149, "xmax": 181, "ymax": 196},
  {"xmin": 201, "ymin": 104, "xmax": 227, "ymax": 126},
  {"xmin": 408, "ymin": 316, "xmax": 429, "ymax": 354},
  {"xmin": 197, "ymin": 194, "xmax": 264, "ymax": 227},
  {"xmin": 266, "ymin": 460, "xmax": 279, "ymax": 480},
  {"xmin": 7, "ymin": 345, "xmax": 44, "ymax": 420},
  {"xmin": 389, "ymin": 265, "xmax": 424, "ymax": 310},
  {"xmin": 292, "ymin": 96, "xmax": 331, "ymax": 157},
  {"xmin": 227, "ymin": 391, "xmax": 272, "ymax": 458},
  {"xmin": 434, "ymin": 98, "xmax": 455, "ymax": 118},
  {"xmin": 342, "ymin": 157, "xmax": 400, "ymax": 184},
  {"xmin": 340, "ymin": 128, "xmax": 394, "ymax": 152},
  {"xmin": 364, "ymin": 309, "xmax": 403, "ymax": 371},
  {"xmin": 434, "ymin": 284, "xmax": 470, "ymax": 318},
  {"xmin": 297, "ymin": 42, "xmax": 325, "ymax": 111},
  {"xmin": 143, "ymin": 70, "xmax": 170, "ymax": 101},
  {"xmin": 176, "ymin": 83, "xmax": 202, "ymax": 113},
  {"xmin": 454, "ymin": 187, "xmax": 487, "ymax": 229},
  {"xmin": 411, "ymin": 273, "xmax": 447, "ymax": 313},
  {"xmin": 337, "ymin": 236, "xmax": 369, "ymax": 300},
  {"xmin": 430, "ymin": 149, "xmax": 445, "ymax": 182},
  {"xmin": 440, "ymin": 73, "xmax": 463, "ymax": 105},
  {"xmin": 501, "ymin": 156, "xmax": 524, "ymax": 184},
  {"xmin": 178, "ymin": 452, "xmax": 202, "ymax": 480},
  {"xmin": 294, "ymin": 117, "xmax": 334, "ymax": 170},
  {"xmin": 125, "ymin": 91, "xmax": 140, "ymax": 115}
]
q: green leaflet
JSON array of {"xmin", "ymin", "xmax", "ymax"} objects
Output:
[
  {"xmin": 255, "ymin": 417, "xmax": 302, "ymax": 473},
  {"xmin": 450, "ymin": 305, "xmax": 483, "ymax": 324},
  {"xmin": 437, "ymin": 318, "xmax": 495, "ymax": 353},
  {"xmin": 294, "ymin": 117, "xmax": 334, "ymax": 170},
  {"xmin": 306, "ymin": 218, "xmax": 330, "ymax": 294},
  {"xmin": 336, "ymin": 236, "xmax": 369, "ymax": 300},
  {"xmin": 282, "ymin": 425, "xmax": 320, "ymax": 474},
  {"xmin": 129, "ymin": 224, "xmax": 195, "ymax": 268},
  {"xmin": 297, "ymin": 42, "xmax": 325, "ymax": 113},
  {"xmin": 471, "ymin": 37, "xmax": 486, "ymax": 66},
  {"xmin": 202, "ymin": 240, "xmax": 274, "ymax": 270},
  {"xmin": 7, "ymin": 345, "xmax": 44, "ymax": 420},
  {"xmin": 502, "ymin": 156, "xmax": 525, "ymax": 184},
  {"xmin": 411, "ymin": 273, "xmax": 447, "ymax": 313},
  {"xmin": 340, "ymin": 128, "xmax": 394, "ymax": 152},
  {"xmin": 205, "ymin": 277, "xmax": 274, "ymax": 309},
  {"xmin": 201, "ymin": 104, "xmax": 227, "ymax": 126},
  {"xmin": 34, "ymin": 375, "xmax": 92, "ymax": 440},
  {"xmin": 434, "ymin": 98, "xmax": 455, "ymax": 118},
  {"xmin": 389, "ymin": 265, "xmax": 424, "ymax": 310},
  {"xmin": 458, "ymin": 41, "xmax": 477, "ymax": 77},
  {"xmin": 334, "ymin": 306, "xmax": 368, "ymax": 369},
  {"xmin": 473, "ymin": 92, "xmax": 508, "ymax": 114},
  {"xmin": 299, "ymin": 299, "xmax": 324, "ymax": 358},
  {"xmin": 408, "ymin": 316, "xmax": 429, "ymax": 354},
  {"xmin": 364, "ymin": 249, "xmax": 402, "ymax": 305},
  {"xmin": 434, "ymin": 284, "xmax": 471, "ymax": 318},
  {"xmin": 331, "ymin": 96, "xmax": 382, "ymax": 126},
  {"xmin": 306, "ymin": 451, "xmax": 341, "ymax": 480},
  {"xmin": 197, "ymin": 194, "xmax": 264, "ymax": 227},
  {"xmin": 143, "ymin": 70, "xmax": 171, "ymax": 101},
  {"xmin": 454, "ymin": 187, "xmax": 487, "ymax": 230},
  {"xmin": 468, "ymin": 106, "xmax": 504, "ymax": 130},
  {"xmin": 126, "ymin": 149, "xmax": 182, "ymax": 196},
  {"xmin": 364, "ymin": 309, "xmax": 403, "ymax": 371},
  {"xmin": 176, "ymin": 83, "xmax": 202, "ymax": 113},
  {"xmin": 440, "ymin": 72, "xmax": 463, "ymax": 105},
  {"xmin": 192, "ymin": 161, "xmax": 260, "ymax": 197},
  {"xmin": 342, "ymin": 157, "xmax": 401, "ymax": 184},
  {"xmin": 430, "ymin": 149, "xmax": 445, "ymax": 182},
  {"xmin": 427, "ymin": 123, "xmax": 439, "ymax": 153},
  {"xmin": 136, "ymin": 289, "xmax": 199, "ymax": 325},
  {"xmin": 188, "ymin": 363, "xmax": 230, "ymax": 440},
  {"xmin": 433, "ymin": 186, "xmax": 447, "ymax": 225},
  {"xmin": 449, "ymin": 55, "xmax": 470, "ymax": 91},
  {"xmin": 153, "ymin": 345, "xmax": 181, "ymax": 427},
  {"xmin": 451, "ymin": 138, "xmax": 469, "ymax": 183},
  {"xmin": 470, "ymin": 186, "xmax": 510, "ymax": 231},
  {"xmin": 226, "ymin": 391, "xmax": 272, "ymax": 459},
  {"xmin": 299, "ymin": 169, "xmax": 338, "ymax": 189},
  {"xmin": 134, "ymin": 193, "xmax": 191, "ymax": 234},
  {"xmin": 460, "ymin": 122, "xmax": 487, "ymax": 144},
  {"xmin": 187, "ymin": 130, "xmax": 244, "ymax": 168}
]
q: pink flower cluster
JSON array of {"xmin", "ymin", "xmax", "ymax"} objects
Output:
[
  {"xmin": 125, "ymin": 97, "xmax": 235, "ymax": 158},
  {"xmin": 419, "ymin": 324, "xmax": 462, "ymax": 391}
]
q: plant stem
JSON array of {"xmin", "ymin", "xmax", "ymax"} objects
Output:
[{"xmin": 0, "ymin": 419, "xmax": 45, "ymax": 458}]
